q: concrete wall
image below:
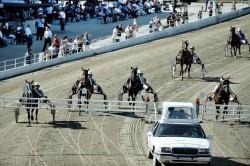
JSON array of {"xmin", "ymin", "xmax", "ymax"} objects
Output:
[{"xmin": 1, "ymin": 7, "xmax": 250, "ymax": 80}]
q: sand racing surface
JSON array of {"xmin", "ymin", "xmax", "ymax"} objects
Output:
[{"xmin": 0, "ymin": 15, "xmax": 250, "ymax": 166}]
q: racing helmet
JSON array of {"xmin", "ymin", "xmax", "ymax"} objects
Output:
[
  {"xmin": 34, "ymin": 82, "xmax": 40, "ymax": 88},
  {"xmin": 190, "ymin": 46, "xmax": 195, "ymax": 50},
  {"xmin": 137, "ymin": 70, "xmax": 143, "ymax": 76},
  {"xmin": 88, "ymin": 70, "xmax": 92, "ymax": 76}
]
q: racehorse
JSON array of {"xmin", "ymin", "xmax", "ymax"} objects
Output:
[
  {"xmin": 225, "ymin": 26, "xmax": 241, "ymax": 57},
  {"xmin": 176, "ymin": 40, "xmax": 193, "ymax": 80},
  {"xmin": 118, "ymin": 67, "xmax": 158, "ymax": 106},
  {"xmin": 19, "ymin": 80, "xmax": 56, "ymax": 126},
  {"xmin": 67, "ymin": 68, "xmax": 107, "ymax": 111},
  {"xmin": 207, "ymin": 77, "xmax": 240, "ymax": 120}
]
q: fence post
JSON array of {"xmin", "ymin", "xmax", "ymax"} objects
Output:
[{"xmin": 4, "ymin": 61, "xmax": 6, "ymax": 71}]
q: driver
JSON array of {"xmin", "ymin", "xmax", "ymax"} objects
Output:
[
  {"xmin": 33, "ymin": 82, "xmax": 47, "ymax": 101},
  {"xmin": 88, "ymin": 70, "xmax": 100, "ymax": 93},
  {"xmin": 207, "ymin": 77, "xmax": 236, "ymax": 101},
  {"xmin": 190, "ymin": 46, "xmax": 201, "ymax": 64},
  {"xmin": 238, "ymin": 27, "xmax": 248, "ymax": 44},
  {"xmin": 88, "ymin": 70, "xmax": 96, "ymax": 86},
  {"xmin": 137, "ymin": 70, "xmax": 150, "ymax": 91}
]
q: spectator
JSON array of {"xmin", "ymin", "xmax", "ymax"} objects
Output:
[
  {"xmin": 43, "ymin": 26, "xmax": 52, "ymax": 52},
  {"xmin": 232, "ymin": 0, "xmax": 236, "ymax": 10},
  {"xmin": 25, "ymin": 48, "xmax": 33, "ymax": 65},
  {"xmin": 208, "ymin": 0, "xmax": 213, "ymax": 16},
  {"xmin": 84, "ymin": 32, "xmax": 91, "ymax": 50},
  {"xmin": 0, "ymin": 28, "xmax": 8, "ymax": 47},
  {"xmin": 16, "ymin": 24, "xmax": 25, "ymax": 44},
  {"xmin": 198, "ymin": 7, "xmax": 203, "ymax": 20},
  {"xmin": 25, "ymin": 24, "xmax": 33, "ymax": 49},
  {"xmin": 46, "ymin": 6, "xmax": 53, "ymax": 24},
  {"xmin": 149, "ymin": 19, "xmax": 154, "ymax": 33},
  {"xmin": 35, "ymin": 15, "xmax": 45, "ymax": 40},
  {"xmin": 77, "ymin": 35, "xmax": 84, "ymax": 52},
  {"xmin": 126, "ymin": 24, "xmax": 135, "ymax": 39},
  {"xmin": 48, "ymin": 43, "xmax": 58, "ymax": 58},
  {"xmin": 117, "ymin": 24, "xmax": 124, "ymax": 42},
  {"xmin": 112, "ymin": 26, "xmax": 118, "ymax": 43},
  {"xmin": 59, "ymin": 10, "xmax": 66, "ymax": 31},
  {"xmin": 53, "ymin": 34, "xmax": 60, "ymax": 49}
]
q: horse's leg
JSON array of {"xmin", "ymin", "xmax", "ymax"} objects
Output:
[
  {"xmin": 27, "ymin": 109, "xmax": 31, "ymax": 126},
  {"xmin": 233, "ymin": 46, "xmax": 237, "ymax": 57},
  {"xmin": 188, "ymin": 64, "xmax": 192, "ymax": 78},
  {"xmin": 215, "ymin": 105, "xmax": 220, "ymax": 120},
  {"xmin": 35, "ymin": 108, "xmax": 38, "ymax": 122},
  {"xmin": 31, "ymin": 109, "xmax": 34, "ymax": 121},
  {"xmin": 223, "ymin": 101, "xmax": 229, "ymax": 119},
  {"xmin": 230, "ymin": 46, "xmax": 233, "ymax": 56},
  {"xmin": 180, "ymin": 63, "xmax": 184, "ymax": 80},
  {"xmin": 77, "ymin": 91, "xmax": 82, "ymax": 110},
  {"xmin": 238, "ymin": 45, "xmax": 241, "ymax": 55}
]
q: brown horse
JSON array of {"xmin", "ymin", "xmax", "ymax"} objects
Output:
[
  {"xmin": 225, "ymin": 26, "xmax": 241, "ymax": 57},
  {"xmin": 175, "ymin": 40, "xmax": 193, "ymax": 80},
  {"xmin": 118, "ymin": 67, "xmax": 158, "ymax": 106},
  {"xmin": 207, "ymin": 77, "xmax": 240, "ymax": 120},
  {"xmin": 68, "ymin": 68, "xmax": 107, "ymax": 111}
]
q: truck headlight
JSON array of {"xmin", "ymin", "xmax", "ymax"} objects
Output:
[
  {"xmin": 161, "ymin": 147, "xmax": 172, "ymax": 153},
  {"xmin": 199, "ymin": 148, "xmax": 210, "ymax": 154}
]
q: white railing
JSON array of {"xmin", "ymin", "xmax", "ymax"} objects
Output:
[{"xmin": 0, "ymin": 96, "xmax": 154, "ymax": 113}]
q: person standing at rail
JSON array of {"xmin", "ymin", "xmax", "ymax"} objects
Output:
[{"xmin": 42, "ymin": 26, "xmax": 52, "ymax": 52}]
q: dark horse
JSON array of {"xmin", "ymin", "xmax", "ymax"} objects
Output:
[
  {"xmin": 19, "ymin": 80, "xmax": 56, "ymax": 126},
  {"xmin": 225, "ymin": 26, "xmax": 241, "ymax": 57},
  {"xmin": 207, "ymin": 77, "xmax": 240, "ymax": 120},
  {"xmin": 118, "ymin": 67, "xmax": 158, "ymax": 106},
  {"xmin": 176, "ymin": 40, "xmax": 193, "ymax": 80},
  {"xmin": 68, "ymin": 68, "xmax": 107, "ymax": 111}
]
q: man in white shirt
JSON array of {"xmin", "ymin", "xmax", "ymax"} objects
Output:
[
  {"xmin": 46, "ymin": 6, "xmax": 53, "ymax": 24},
  {"xmin": 112, "ymin": 26, "xmax": 118, "ymax": 43},
  {"xmin": 25, "ymin": 24, "xmax": 33, "ymax": 49},
  {"xmin": 42, "ymin": 26, "xmax": 52, "ymax": 52},
  {"xmin": 59, "ymin": 10, "xmax": 66, "ymax": 31}
]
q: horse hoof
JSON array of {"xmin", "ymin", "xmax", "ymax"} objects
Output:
[{"xmin": 31, "ymin": 116, "xmax": 34, "ymax": 121}]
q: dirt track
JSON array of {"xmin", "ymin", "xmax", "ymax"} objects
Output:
[{"xmin": 0, "ymin": 15, "xmax": 250, "ymax": 166}]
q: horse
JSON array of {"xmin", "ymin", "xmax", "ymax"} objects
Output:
[
  {"xmin": 225, "ymin": 26, "xmax": 241, "ymax": 57},
  {"xmin": 207, "ymin": 77, "xmax": 240, "ymax": 120},
  {"xmin": 68, "ymin": 68, "xmax": 107, "ymax": 111},
  {"xmin": 19, "ymin": 80, "xmax": 56, "ymax": 126},
  {"xmin": 176, "ymin": 40, "xmax": 193, "ymax": 80},
  {"xmin": 118, "ymin": 67, "xmax": 158, "ymax": 106}
]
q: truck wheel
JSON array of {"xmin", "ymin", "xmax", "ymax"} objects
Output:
[{"xmin": 153, "ymin": 155, "xmax": 161, "ymax": 166}]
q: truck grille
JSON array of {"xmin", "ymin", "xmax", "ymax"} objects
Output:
[{"xmin": 172, "ymin": 147, "xmax": 198, "ymax": 155}]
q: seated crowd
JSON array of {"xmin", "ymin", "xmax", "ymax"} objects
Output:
[
  {"xmin": 43, "ymin": 32, "xmax": 91, "ymax": 61},
  {"xmin": 148, "ymin": 11, "xmax": 189, "ymax": 33}
]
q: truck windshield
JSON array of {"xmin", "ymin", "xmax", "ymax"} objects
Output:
[
  {"xmin": 155, "ymin": 123, "xmax": 206, "ymax": 138},
  {"xmin": 166, "ymin": 107, "xmax": 193, "ymax": 119}
]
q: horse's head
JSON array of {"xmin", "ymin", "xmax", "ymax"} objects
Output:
[
  {"xmin": 81, "ymin": 68, "xmax": 89, "ymax": 80},
  {"xmin": 181, "ymin": 40, "xmax": 189, "ymax": 51},
  {"xmin": 230, "ymin": 26, "xmax": 236, "ymax": 35},
  {"xmin": 24, "ymin": 79, "xmax": 34, "ymax": 96},
  {"xmin": 219, "ymin": 77, "xmax": 230, "ymax": 94},
  {"xmin": 130, "ymin": 66, "xmax": 138, "ymax": 80}
]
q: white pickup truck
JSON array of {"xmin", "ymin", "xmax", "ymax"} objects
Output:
[
  {"xmin": 147, "ymin": 119, "xmax": 212, "ymax": 166},
  {"xmin": 158, "ymin": 102, "xmax": 198, "ymax": 121}
]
